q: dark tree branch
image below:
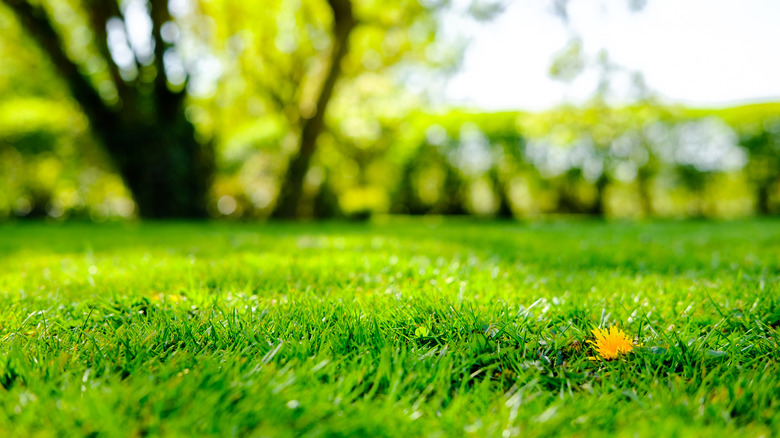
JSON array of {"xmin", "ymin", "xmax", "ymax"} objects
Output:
[
  {"xmin": 83, "ymin": 0, "xmax": 135, "ymax": 108},
  {"xmin": 3, "ymin": 0, "xmax": 213, "ymax": 219},
  {"xmin": 149, "ymin": 0, "xmax": 185, "ymax": 118},
  {"xmin": 149, "ymin": 0, "xmax": 171, "ymax": 79},
  {"xmin": 273, "ymin": 0, "xmax": 356, "ymax": 218},
  {"xmin": 1, "ymin": 0, "xmax": 116, "ymax": 130},
  {"xmin": 248, "ymin": 70, "xmax": 287, "ymax": 114}
]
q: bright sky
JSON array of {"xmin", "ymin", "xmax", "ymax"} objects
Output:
[{"xmin": 443, "ymin": 0, "xmax": 780, "ymax": 110}]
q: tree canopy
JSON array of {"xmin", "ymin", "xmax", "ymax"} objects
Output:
[{"xmin": 1, "ymin": 0, "xmax": 779, "ymax": 220}]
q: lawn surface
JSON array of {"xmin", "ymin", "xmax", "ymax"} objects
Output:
[{"xmin": 0, "ymin": 219, "xmax": 779, "ymax": 437}]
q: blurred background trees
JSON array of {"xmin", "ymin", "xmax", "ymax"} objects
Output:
[
  {"xmin": 0, "ymin": 0, "xmax": 778, "ymax": 221},
  {"xmin": 2, "ymin": 0, "xmax": 213, "ymax": 218},
  {"xmin": 201, "ymin": 0, "xmax": 453, "ymax": 219}
]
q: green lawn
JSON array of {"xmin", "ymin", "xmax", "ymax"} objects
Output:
[{"xmin": 0, "ymin": 219, "xmax": 778, "ymax": 437}]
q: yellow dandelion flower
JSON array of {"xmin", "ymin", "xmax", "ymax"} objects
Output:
[{"xmin": 587, "ymin": 326, "xmax": 635, "ymax": 360}]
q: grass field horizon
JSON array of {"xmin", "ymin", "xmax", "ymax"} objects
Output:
[{"xmin": 1, "ymin": 219, "xmax": 778, "ymax": 437}]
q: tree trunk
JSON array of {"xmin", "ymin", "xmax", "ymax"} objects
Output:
[
  {"xmin": 100, "ymin": 115, "xmax": 213, "ymax": 218},
  {"xmin": 488, "ymin": 168, "xmax": 513, "ymax": 218},
  {"xmin": 4, "ymin": 0, "xmax": 214, "ymax": 218},
  {"xmin": 272, "ymin": 0, "xmax": 356, "ymax": 219},
  {"xmin": 757, "ymin": 183, "xmax": 772, "ymax": 215},
  {"xmin": 441, "ymin": 165, "xmax": 466, "ymax": 215},
  {"xmin": 637, "ymin": 175, "xmax": 654, "ymax": 217},
  {"xmin": 588, "ymin": 175, "xmax": 609, "ymax": 217}
]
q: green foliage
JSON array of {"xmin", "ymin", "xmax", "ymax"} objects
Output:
[
  {"xmin": 548, "ymin": 38, "xmax": 585, "ymax": 83},
  {"xmin": 0, "ymin": 98, "xmax": 132, "ymax": 219},
  {"xmin": 1, "ymin": 0, "xmax": 779, "ymax": 219},
  {"xmin": 0, "ymin": 220, "xmax": 779, "ymax": 436},
  {"xmin": 199, "ymin": 0, "xmax": 451, "ymax": 217}
]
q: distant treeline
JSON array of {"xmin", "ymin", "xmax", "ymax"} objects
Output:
[
  {"xmin": 1, "ymin": 100, "xmax": 779, "ymax": 220},
  {"xmin": 3, "ymin": 1, "xmax": 776, "ymax": 221},
  {"xmin": 380, "ymin": 102, "xmax": 780, "ymax": 219}
]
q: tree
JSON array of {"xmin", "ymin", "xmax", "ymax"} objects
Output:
[
  {"xmin": 203, "ymin": 0, "xmax": 460, "ymax": 219},
  {"xmin": 272, "ymin": 0, "xmax": 355, "ymax": 218},
  {"xmin": 737, "ymin": 118, "xmax": 780, "ymax": 215},
  {"xmin": 1, "ymin": 0, "xmax": 213, "ymax": 218}
]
